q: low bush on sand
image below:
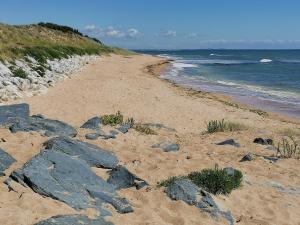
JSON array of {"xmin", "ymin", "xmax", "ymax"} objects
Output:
[
  {"xmin": 158, "ymin": 165, "xmax": 243, "ymax": 195},
  {"xmin": 276, "ymin": 136, "xmax": 300, "ymax": 158},
  {"xmin": 206, "ymin": 119, "xmax": 246, "ymax": 133},
  {"xmin": 133, "ymin": 123, "xmax": 157, "ymax": 135},
  {"xmin": 101, "ymin": 111, "xmax": 123, "ymax": 126}
]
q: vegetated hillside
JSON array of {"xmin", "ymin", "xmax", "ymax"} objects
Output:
[{"xmin": 0, "ymin": 22, "xmax": 132, "ymax": 62}]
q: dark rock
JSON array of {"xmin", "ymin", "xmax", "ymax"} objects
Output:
[
  {"xmin": 263, "ymin": 156, "xmax": 280, "ymax": 162},
  {"xmin": 0, "ymin": 148, "xmax": 16, "ymax": 176},
  {"xmin": 85, "ymin": 133, "xmax": 101, "ymax": 140},
  {"xmin": 10, "ymin": 150, "xmax": 133, "ymax": 215},
  {"xmin": 10, "ymin": 115, "xmax": 77, "ymax": 137},
  {"xmin": 254, "ymin": 138, "xmax": 273, "ymax": 145},
  {"xmin": 216, "ymin": 139, "xmax": 240, "ymax": 147},
  {"xmin": 239, "ymin": 154, "xmax": 252, "ymax": 162},
  {"xmin": 116, "ymin": 123, "xmax": 131, "ymax": 134},
  {"xmin": 166, "ymin": 179, "xmax": 234, "ymax": 225},
  {"xmin": 81, "ymin": 117, "xmax": 102, "ymax": 131},
  {"xmin": 151, "ymin": 142, "xmax": 180, "ymax": 152},
  {"xmin": 0, "ymin": 103, "xmax": 29, "ymax": 126},
  {"xmin": 107, "ymin": 166, "xmax": 148, "ymax": 190},
  {"xmin": 144, "ymin": 123, "xmax": 176, "ymax": 132},
  {"xmin": 44, "ymin": 136, "xmax": 118, "ymax": 169},
  {"xmin": 35, "ymin": 215, "xmax": 113, "ymax": 225}
]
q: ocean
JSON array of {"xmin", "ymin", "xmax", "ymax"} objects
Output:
[{"xmin": 137, "ymin": 49, "xmax": 300, "ymax": 119}]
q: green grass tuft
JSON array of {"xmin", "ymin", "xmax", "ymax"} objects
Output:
[
  {"xmin": 206, "ymin": 119, "xmax": 246, "ymax": 133},
  {"xmin": 10, "ymin": 67, "xmax": 27, "ymax": 79},
  {"xmin": 133, "ymin": 123, "xmax": 157, "ymax": 135},
  {"xmin": 101, "ymin": 111, "xmax": 124, "ymax": 126}
]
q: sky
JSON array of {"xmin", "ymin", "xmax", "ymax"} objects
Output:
[{"xmin": 1, "ymin": 0, "xmax": 300, "ymax": 49}]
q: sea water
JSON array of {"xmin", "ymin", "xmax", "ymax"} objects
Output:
[{"xmin": 138, "ymin": 49, "xmax": 300, "ymax": 119}]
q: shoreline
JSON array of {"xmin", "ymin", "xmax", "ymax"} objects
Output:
[
  {"xmin": 0, "ymin": 54, "xmax": 299, "ymax": 225},
  {"xmin": 145, "ymin": 57, "xmax": 300, "ymax": 124}
]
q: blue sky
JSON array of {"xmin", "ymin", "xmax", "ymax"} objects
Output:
[{"xmin": 1, "ymin": 0, "xmax": 300, "ymax": 49}]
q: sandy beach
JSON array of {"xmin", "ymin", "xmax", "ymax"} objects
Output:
[{"xmin": 0, "ymin": 54, "xmax": 299, "ymax": 225}]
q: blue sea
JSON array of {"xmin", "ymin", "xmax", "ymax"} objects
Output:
[{"xmin": 137, "ymin": 50, "xmax": 300, "ymax": 119}]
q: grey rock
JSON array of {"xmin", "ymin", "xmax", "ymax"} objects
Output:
[
  {"xmin": 107, "ymin": 166, "xmax": 148, "ymax": 190},
  {"xmin": 263, "ymin": 156, "xmax": 280, "ymax": 162},
  {"xmin": 81, "ymin": 117, "xmax": 102, "ymax": 130},
  {"xmin": 10, "ymin": 115, "xmax": 77, "ymax": 137},
  {"xmin": 116, "ymin": 123, "xmax": 131, "ymax": 134},
  {"xmin": 0, "ymin": 148, "xmax": 16, "ymax": 176},
  {"xmin": 239, "ymin": 154, "xmax": 252, "ymax": 162},
  {"xmin": 151, "ymin": 142, "xmax": 180, "ymax": 152},
  {"xmin": 254, "ymin": 138, "xmax": 273, "ymax": 145},
  {"xmin": 0, "ymin": 103, "xmax": 29, "ymax": 126},
  {"xmin": 166, "ymin": 179, "xmax": 234, "ymax": 225},
  {"xmin": 85, "ymin": 133, "xmax": 101, "ymax": 140},
  {"xmin": 10, "ymin": 150, "xmax": 133, "ymax": 215},
  {"xmin": 217, "ymin": 139, "xmax": 240, "ymax": 147},
  {"xmin": 267, "ymin": 181, "xmax": 300, "ymax": 195},
  {"xmin": 44, "ymin": 136, "xmax": 118, "ymax": 169},
  {"xmin": 35, "ymin": 215, "xmax": 113, "ymax": 225}
]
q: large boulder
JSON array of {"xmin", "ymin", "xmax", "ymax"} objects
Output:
[
  {"xmin": 107, "ymin": 166, "xmax": 148, "ymax": 190},
  {"xmin": 35, "ymin": 215, "xmax": 113, "ymax": 225},
  {"xmin": 80, "ymin": 116, "xmax": 102, "ymax": 131},
  {"xmin": 10, "ymin": 150, "xmax": 132, "ymax": 215},
  {"xmin": 0, "ymin": 148, "xmax": 16, "ymax": 176},
  {"xmin": 9, "ymin": 114, "xmax": 77, "ymax": 137},
  {"xmin": 166, "ymin": 179, "xmax": 234, "ymax": 225},
  {"xmin": 43, "ymin": 136, "xmax": 118, "ymax": 169},
  {"xmin": 0, "ymin": 103, "xmax": 29, "ymax": 126}
]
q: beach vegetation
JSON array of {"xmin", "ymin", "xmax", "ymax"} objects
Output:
[
  {"xmin": 158, "ymin": 165, "xmax": 243, "ymax": 195},
  {"xmin": 206, "ymin": 119, "xmax": 246, "ymax": 133},
  {"xmin": 10, "ymin": 67, "xmax": 27, "ymax": 79},
  {"xmin": 101, "ymin": 111, "xmax": 124, "ymax": 126},
  {"xmin": 276, "ymin": 136, "xmax": 300, "ymax": 158},
  {"xmin": 133, "ymin": 123, "xmax": 157, "ymax": 135}
]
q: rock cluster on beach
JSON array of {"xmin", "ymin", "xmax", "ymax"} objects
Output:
[{"xmin": 0, "ymin": 55, "xmax": 98, "ymax": 102}]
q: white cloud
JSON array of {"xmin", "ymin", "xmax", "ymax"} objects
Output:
[
  {"xmin": 105, "ymin": 26, "xmax": 125, "ymax": 38},
  {"xmin": 162, "ymin": 30, "xmax": 177, "ymax": 37},
  {"xmin": 127, "ymin": 28, "xmax": 143, "ymax": 38}
]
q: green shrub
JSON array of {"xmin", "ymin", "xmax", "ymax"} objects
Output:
[
  {"xmin": 11, "ymin": 67, "xmax": 27, "ymax": 79},
  {"xmin": 206, "ymin": 119, "xmax": 246, "ymax": 133},
  {"xmin": 188, "ymin": 166, "xmax": 242, "ymax": 195},
  {"xmin": 101, "ymin": 111, "xmax": 123, "ymax": 126},
  {"xmin": 158, "ymin": 166, "xmax": 243, "ymax": 195},
  {"xmin": 133, "ymin": 123, "xmax": 157, "ymax": 135},
  {"xmin": 276, "ymin": 136, "xmax": 300, "ymax": 158},
  {"xmin": 33, "ymin": 65, "xmax": 46, "ymax": 77}
]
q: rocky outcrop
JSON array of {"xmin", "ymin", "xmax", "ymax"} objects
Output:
[
  {"xmin": 10, "ymin": 147, "xmax": 132, "ymax": 215},
  {"xmin": 0, "ymin": 55, "xmax": 99, "ymax": 102},
  {"xmin": 0, "ymin": 103, "xmax": 29, "ymax": 126},
  {"xmin": 10, "ymin": 114, "xmax": 77, "ymax": 137},
  {"xmin": 43, "ymin": 136, "xmax": 118, "ymax": 168},
  {"xmin": 166, "ymin": 179, "xmax": 234, "ymax": 225},
  {"xmin": 80, "ymin": 116, "xmax": 102, "ymax": 131},
  {"xmin": 0, "ymin": 148, "xmax": 16, "ymax": 176},
  {"xmin": 35, "ymin": 215, "xmax": 113, "ymax": 225},
  {"xmin": 107, "ymin": 166, "xmax": 148, "ymax": 190}
]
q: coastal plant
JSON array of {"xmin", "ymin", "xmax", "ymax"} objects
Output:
[
  {"xmin": 10, "ymin": 67, "xmax": 27, "ymax": 79},
  {"xmin": 276, "ymin": 136, "xmax": 300, "ymax": 158},
  {"xmin": 133, "ymin": 123, "xmax": 157, "ymax": 135},
  {"xmin": 124, "ymin": 117, "xmax": 135, "ymax": 128},
  {"xmin": 158, "ymin": 165, "xmax": 243, "ymax": 195},
  {"xmin": 101, "ymin": 111, "xmax": 123, "ymax": 126},
  {"xmin": 206, "ymin": 119, "xmax": 246, "ymax": 133},
  {"xmin": 188, "ymin": 165, "xmax": 243, "ymax": 195}
]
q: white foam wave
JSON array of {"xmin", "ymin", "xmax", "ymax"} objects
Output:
[
  {"xmin": 178, "ymin": 59, "xmax": 253, "ymax": 65},
  {"xmin": 172, "ymin": 62, "xmax": 198, "ymax": 69},
  {"xmin": 260, "ymin": 58, "xmax": 272, "ymax": 63}
]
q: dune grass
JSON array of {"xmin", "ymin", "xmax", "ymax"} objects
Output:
[
  {"xmin": 276, "ymin": 136, "xmax": 300, "ymax": 158},
  {"xmin": 206, "ymin": 119, "xmax": 247, "ymax": 133}
]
